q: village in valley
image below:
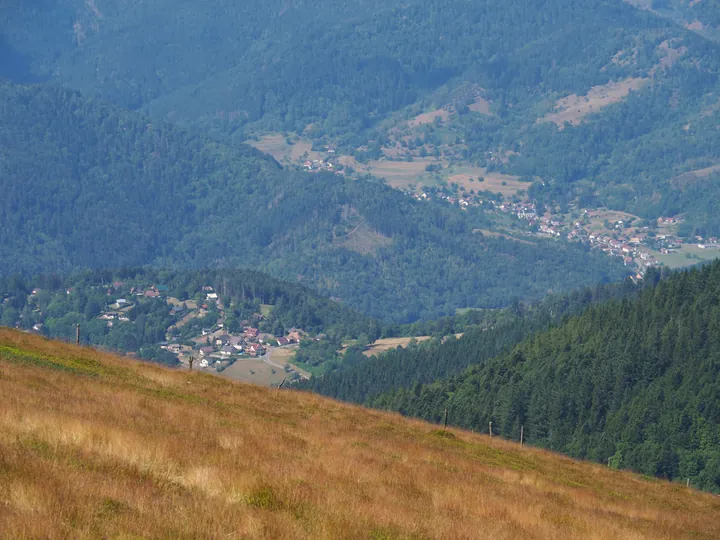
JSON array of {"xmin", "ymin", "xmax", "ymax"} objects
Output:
[
  {"xmin": 94, "ymin": 283, "xmax": 312, "ymax": 385},
  {"xmin": 424, "ymin": 188, "xmax": 720, "ymax": 276},
  {"xmin": 250, "ymin": 133, "xmax": 716, "ymax": 277}
]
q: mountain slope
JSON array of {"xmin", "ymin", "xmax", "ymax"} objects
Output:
[
  {"xmin": 4, "ymin": 0, "xmax": 720, "ymax": 235},
  {"xmin": 304, "ymin": 276, "xmax": 645, "ymax": 403},
  {"xmin": 370, "ymin": 260, "xmax": 720, "ymax": 493},
  {"xmin": 0, "ymin": 81, "xmax": 628, "ymax": 322},
  {"xmin": 1, "ymin": 329, "xmax": 719, "ymax": 538}
]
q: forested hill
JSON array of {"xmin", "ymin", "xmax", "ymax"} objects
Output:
[
  {"xmin": 0, "ymin": 268, "xmax": 381, "ymax": 364},
  {"xmin": 3, "ymin": 0, "xmax": 660, "ymax": 126},
  {"xmin": 368, "ymin": 260, "xmax": 720, "ymax": 493},
  {"xmin": 303, "ymin": 275, "xmax": 648, "ymax": 403},
  {"xmin": 4, "ymin": 0, "xmax": 720, "ymax": 235},
  {"xmin": 0, "ymin": 81, "xmax": 628, "ymax": 322}
]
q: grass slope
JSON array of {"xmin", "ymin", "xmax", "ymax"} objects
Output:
[{"xmin": 1, "ymin": 330, "xmax": 719, "ymax": 539}]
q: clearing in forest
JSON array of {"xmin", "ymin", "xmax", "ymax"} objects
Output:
[
  {"xmin": 363, "ymin": 336, "xmax": 432, "ymax": 356},
  {"xmin": 335, "ymin": 220, "xmax": 393, "ymax": 255},
  {"xmin": 446, "ymin": 165, "xmax": 527, "ymax": 197},
  {"xmin": 540, "ymin": 77, "xmax": 649, "ymax": 127}
]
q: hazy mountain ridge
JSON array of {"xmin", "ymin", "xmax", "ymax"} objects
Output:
[{"xmin": 0, "ymin": 81, "xmax": 628, "ymax": 322}]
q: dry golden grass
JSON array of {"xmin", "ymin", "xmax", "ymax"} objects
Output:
[
  {"xmin": 446, "ymin": 166, "xmax": 526, "ymax": 197},
  {"xmin": 362, "ymin": 337, "xmax": 432, "ymax": 357},
  {"xmin": 1, "ymin": 329, "xmax": 719, "ymax": 539}
]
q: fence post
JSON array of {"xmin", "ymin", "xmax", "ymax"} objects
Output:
[
  {"xmin": 520, "ymin": 425, "xmax": 524, "ymax": 445},
  {"xmin": 76, "ymin": 324, "xmax": 80, "ymax": 345},
  {"xmin": 489, "ymin": 421, "xmax": 493, "ymax": 438},
  {"xmin": 443, "ymin": 407, "xmax": 448, "ymax": 430}
]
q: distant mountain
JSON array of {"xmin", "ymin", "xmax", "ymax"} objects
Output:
[
  {"xmin": 624, "ymin": 0, "xmax": 720, "ymax": 41},
  {"xmin": 364, "ymin": 260, "xmax": 720, "ymax": 493},
  {"xmin": 4, "ymin": 0, "xmax": 720, "ymax": 234},
  {"xmin": 0, "ymin": 82, "xmax": 627, "ymax": 322}
]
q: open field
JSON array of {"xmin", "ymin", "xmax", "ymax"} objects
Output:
[
  {"xmin": 446, "ymin": 165, "xmax": 527, "ymax": 197},
  {"xmin": 1, "ymin": 330, "xmax": 720, "ymax": 538},
  {"xmin": 363, "ymin": 336, "xmax": 431, "ymax": 356},
  {"xmin": 247, "ymin": 133, "xmax": 526, "ymax": 199},
  {"xmin": 540, "ymin": 77, "xmax": 649, "ymax": 127},
  {"xmin": 270, "ymin": 346, "xmax": 310, "ymax": 379},
  {"xmin": 408, "ymin": 108, "xmax": 449, "ymax": 127},
  {"xmin": 215, "ymin": 345, "xmax": 308, "ymax": 385},
  {"xmin": 246, "ymin": 134, "xmax": 323, "ymax": 163},
  {"xmin": 217, "ymin": 357, "xmax": 286, "ymax": 386},
  {"xmin": 360, "ymin": 158, "xmax": 437, "ymax": 189},
  {"xmin": 653, "ymin": 244, "xmax": 720, "ymax": 269},
  {"xmin": 469, "ymin": 95, "xmax": 492, "ymax": 115},
  {"xmin": 473, "ymin": 228, "xmax": 535, "ymax": 245},
  {"xmin": 585, "ymin": 209, "xmax": 641, "ymax": 233}
]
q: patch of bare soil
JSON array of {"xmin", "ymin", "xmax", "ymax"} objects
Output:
[
  {"xmin": 539, "ymin": 77, "xmax": 649, "ymax": 127},
  {"xmin": 335, "ymin": 220, "xmax": 393, "ymax": 255},
  {"xmin": 408, "ymin": 109, "xmax": 449, "ymax": 127},
  {"xmin": 468, "ymin": 96, "xmax": 492, "ymax": 115}
]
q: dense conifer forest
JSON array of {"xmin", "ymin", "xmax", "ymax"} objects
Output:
[
  {"xmin": 347, "ymin": 261, "xmax": 720, "ymax": 493},
  {"xmin": 0, "ymin": 82, "xmax": 628, "ymax": 322}
]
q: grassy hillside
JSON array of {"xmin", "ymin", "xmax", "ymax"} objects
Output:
[
  {"xmin": 369, "ymin": 260, "xmax": 720, "ymax": 493},
  {"xmin": 1, "ymin": 330, "xmax": 719, "ymax": 538}
]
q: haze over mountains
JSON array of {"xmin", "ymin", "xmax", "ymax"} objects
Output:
[
  {"xmin": 3, "ymin": 0, "xmax": 720, "ymax": 513},
  {"xmin": 0, "ymin": 81, "xmax": 627, "ymax": 321},
  {"xmin": 4, "ymin": 0, "xmax": 720, "ymax": 234}
]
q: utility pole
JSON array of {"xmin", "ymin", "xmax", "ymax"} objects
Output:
[{"xmin": 76, "ymin": 324, "xmax": 80, "ymax": 345}]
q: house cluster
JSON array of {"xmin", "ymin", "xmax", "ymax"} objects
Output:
[
  {"xmin": 413, "ymin": 189, "xmax": 489, "ymax": 209},
  {"xmin": 583, "ymin": 232, "xmax": 660, "ymax": 268},
  {"xmin": 188, "ymin": 325, "xmax": 304, "ymax": 369},
  {"xmin": 95, "ymin": 283, "xmax": 170, "ymax": 327},
  {"xmin": 304, "ymin": 158, "xmax": 337, "ymax": 172}
]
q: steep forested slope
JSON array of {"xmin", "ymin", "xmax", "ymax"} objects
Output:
[
  {"xmin": 4, "ymin": 0, "xmax": 720, "ymax": 233},
  {"xmin": 303, "ymin": 275, "xmax": 647, "ymax": 402},
  {"xmin": 367, "ymin": 261, "xmax": 720, "ymax": 492},
  {"xmin": 0, "ymin": 82, "xmax": 627, "ymax": 321},
  {"xmin": 2, "ymin": 0, "xmax": 662, "ymax": 127}
]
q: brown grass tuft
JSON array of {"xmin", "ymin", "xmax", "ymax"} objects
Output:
[{"xmin": 1, "ymin": 329, "xmax": 719, "ymax": 538}]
